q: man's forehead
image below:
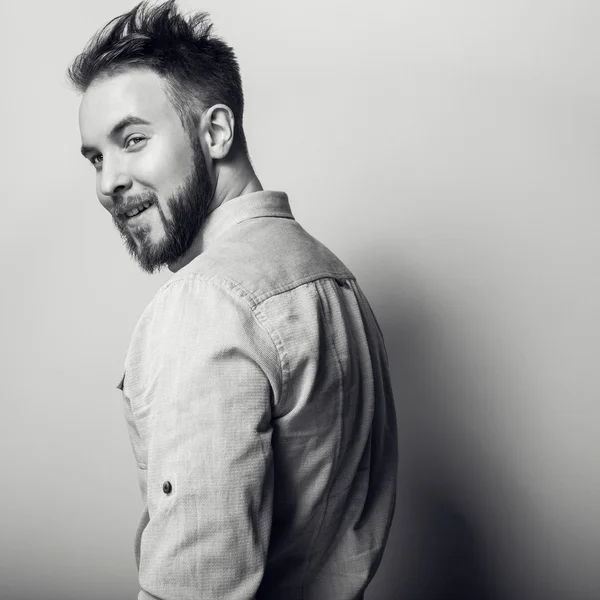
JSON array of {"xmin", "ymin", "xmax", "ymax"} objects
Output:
[{"xmin": 78, "ymin": 69, "xmax": 173, "ymax": 137}]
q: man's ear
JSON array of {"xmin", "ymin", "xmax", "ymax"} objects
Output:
[{"xmin": 202, "ymin": 104, "xmax": 235, "ymax": 160}]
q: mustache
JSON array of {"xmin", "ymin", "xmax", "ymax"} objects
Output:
[{"xmin": 112, "ymin": 191, "xmax": 158, "ymax": 219}]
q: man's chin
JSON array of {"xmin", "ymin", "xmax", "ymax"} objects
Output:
[
  {"xmin": 130, "ymin": 236, "xmax": 195, "ymax": 274},
  {"xmin": 134, "ymin": 255, "xmax": 165, "ymax": 274},
  {"xmin": 119, "ymin": 234, "xmax": 163, "ymax": 274}
]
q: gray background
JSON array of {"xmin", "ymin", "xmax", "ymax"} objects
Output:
[{"xmin": 1, "ymin": 1, "xmax": 598, "ymax": 599}]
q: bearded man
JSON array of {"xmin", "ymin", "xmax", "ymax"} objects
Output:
[{"xmin": 69, "ymin": 2, "xmax": 397, "ymax": 599}]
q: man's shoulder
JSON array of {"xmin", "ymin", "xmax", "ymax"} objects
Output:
[{"xmin": 168, "ymin": 216, "xmax": 354, "ymax": 307}]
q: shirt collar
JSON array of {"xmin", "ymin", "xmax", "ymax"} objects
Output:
[{"xmin": 170, "ymin": 190, "xmax": 294, "ymax": 271}]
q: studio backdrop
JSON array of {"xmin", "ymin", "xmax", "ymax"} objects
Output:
[{"xmin": 0, "ymin": 1, "xmax": 598, "ymax": 599}]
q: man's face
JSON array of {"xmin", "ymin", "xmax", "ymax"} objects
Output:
[{"xmin": 79, "ymin": 68, "xmax": 213, "ymax": 273}]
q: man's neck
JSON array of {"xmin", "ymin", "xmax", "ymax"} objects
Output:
[
  {"xmin": 209, "ymin": 167, "xmax": 263, "ymax": 215},
  {"xmin": 167, "ymin": 155, "xmax": 263, "ymax": 273}
]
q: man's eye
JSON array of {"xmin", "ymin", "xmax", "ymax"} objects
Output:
[
  {"xmin": 126, "ymin": 136, "xmax": 145, "ymax": 148},
  {"xmin": 91, "ymin": 154, "xmax": 103, "ymax": 167}
]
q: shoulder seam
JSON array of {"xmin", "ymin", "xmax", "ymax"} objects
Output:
[{"xmin": 162, "ymin": 270, "xmax": 356, "ymax": 308}]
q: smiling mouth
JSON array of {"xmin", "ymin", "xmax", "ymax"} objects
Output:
[{"xmin": 124, "ymin": 201, "xmax": 154, "ymax": 219}]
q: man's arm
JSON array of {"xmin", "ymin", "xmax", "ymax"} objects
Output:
[{"xmin": 127, "ymin": 276, "xmax": 279, "ymax": 600}]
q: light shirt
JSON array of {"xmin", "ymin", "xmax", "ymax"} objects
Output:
[{"xmin": 118, "ymin": 191, "xmax": 398, "ymax": 600}]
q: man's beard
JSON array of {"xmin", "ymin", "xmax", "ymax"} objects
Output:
[{"xmin": 112, "ymin": 140, "xmax": 213, "ymax": 274}]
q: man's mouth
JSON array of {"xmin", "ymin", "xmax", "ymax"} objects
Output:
[{"xmin": 122, "ymin": 201, "xmax": 154, "ymax": 219}]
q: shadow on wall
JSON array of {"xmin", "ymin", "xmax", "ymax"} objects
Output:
[{"xmin": 365, "ymin": 270, "xmax": 495, "ymax": 600}]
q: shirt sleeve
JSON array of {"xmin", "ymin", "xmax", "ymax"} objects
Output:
[{"xmin": 125, "ymin": 276, "xmax": 280, "ymax": 600}]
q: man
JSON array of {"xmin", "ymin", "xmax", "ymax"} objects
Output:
[{"xmin": 69, "ymin": 1, "xmax": 397, "ymax": 598}]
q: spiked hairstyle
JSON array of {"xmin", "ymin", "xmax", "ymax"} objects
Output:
[{"xmin": 67, "ymin": 0, "xmax": 247, "ymax": 151}]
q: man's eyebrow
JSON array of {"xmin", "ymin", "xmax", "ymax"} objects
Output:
[{"xmin": 80, "ymin": 115, "xmax": 152, "ymax": 157}]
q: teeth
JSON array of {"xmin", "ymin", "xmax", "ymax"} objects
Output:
[{"xmin": 125, "ymin": 202, "xmax": 152, "ymax": 218}]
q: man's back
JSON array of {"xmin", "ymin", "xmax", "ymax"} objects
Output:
[{"xmin": 120, "ymin": 191, "xmax": 397, "ymax": 600}]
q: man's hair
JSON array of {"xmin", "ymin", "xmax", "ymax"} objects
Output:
[{"xmin": 67, "ymin": 0, "xmax": 246, "ymax": 152}]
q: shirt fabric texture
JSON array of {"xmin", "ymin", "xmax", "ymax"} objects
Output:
[{"xmin": 117, "ymin": 190, "xmax": 398, "ymax": 600}]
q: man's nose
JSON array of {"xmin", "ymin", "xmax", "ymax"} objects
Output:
[{"xmin": 99, "ymin": 160, "xmax": 132, "ymax": 197}]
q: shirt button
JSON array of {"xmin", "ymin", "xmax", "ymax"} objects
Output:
[{"xmin": 162, "ymin": 481, "xmax": 172, "ymax": 494}]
